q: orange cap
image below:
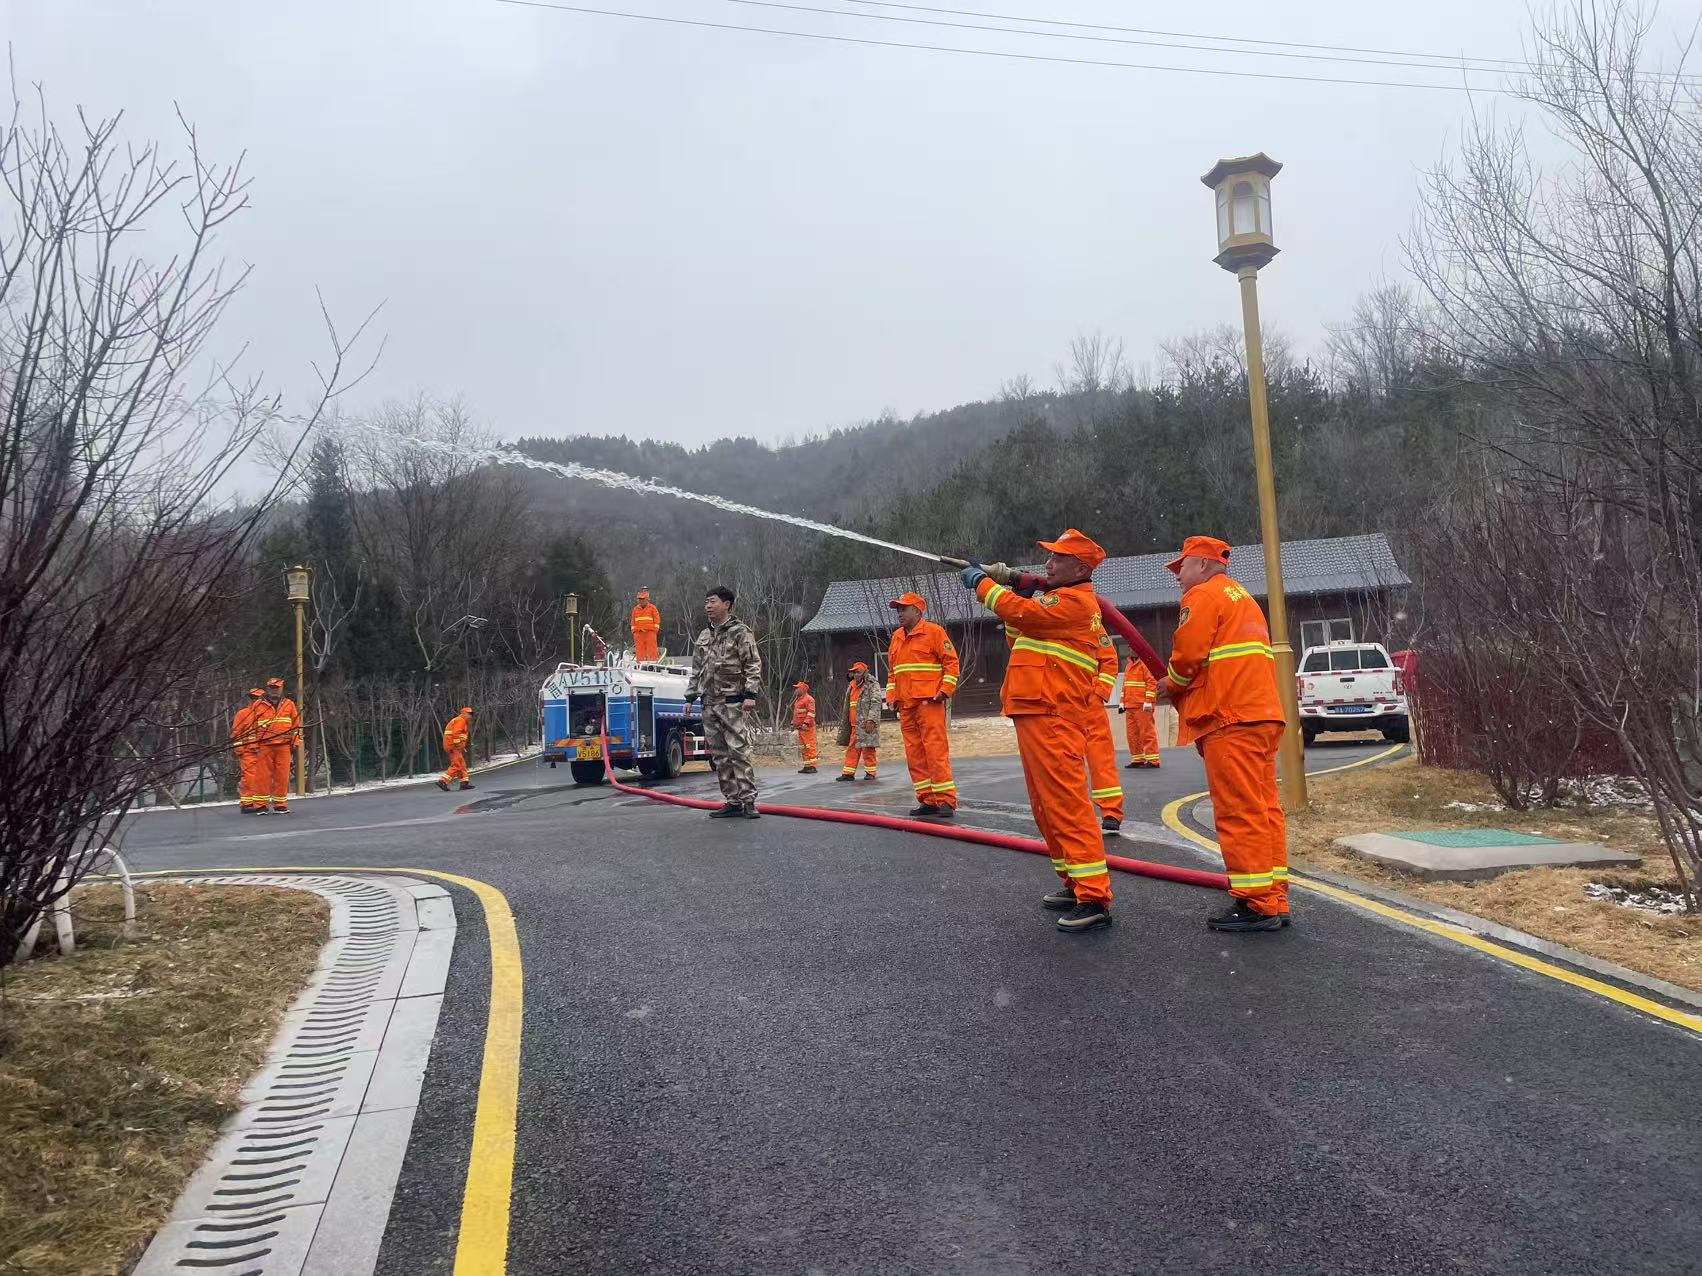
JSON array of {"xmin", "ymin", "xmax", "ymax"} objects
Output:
[
  {"xmin": 1036, "ymin": 528, "xmax": 1106, "ymax": 572},
  {"xmin": 461, "ymin": 706, "xmax": 473, "ymax": 715},
  {"xmin": 850, "ymin": 661, "xmax": 869, "ymax": 674},
  {"xmin": 793, "ymin": 681, "xmax": 809, "ymax": 690},
  {"xmin": 637, "ymin": 589, "xmax": 649, "ymax": 600},
  {"xmin": 1165, "ymin": 535, "xmax": 1232, "ymax": 575},
  {"xmin": 888, "ymin": 592, "xmax": 927, "ymax": 612},
  {"xmin": 266, "ymin": 677, "xmax": 285, "ymax": 689},
  {"xmin": 248, "ymin": 687, "xmax": 266, "ymax": 698}
]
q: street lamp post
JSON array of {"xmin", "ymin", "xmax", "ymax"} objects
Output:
[
  {"xmin": 565, "ymin": 594, "xmax": 580, "ymax": 665},
  {"xmin": 1200, "ymin": 153, "xmax": 1308, "ymax": 811},
  {"xmin": 285, "ymin": 564, "xmax": 312, "ymax": 797}
]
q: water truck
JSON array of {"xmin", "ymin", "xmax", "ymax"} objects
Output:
[{"xmin": 539, "ymin": 656, "xmax": 707, "ymax": 785}]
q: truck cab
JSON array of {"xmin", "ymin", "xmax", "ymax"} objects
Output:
[
  {"xmin": 539, "ymin": 660, "xmax": 706, "ymax": 785},
  {"xmin": 1296, "ymin": 640, "xmax": 1409, "ymax": 745}
]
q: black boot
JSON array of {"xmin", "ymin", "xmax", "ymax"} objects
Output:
[
  {"xmin": 908, "ymin": 804, "xmax": 937, "ymax": 818},
  {"xmin": 1206, "ymin": 900, "xmax": 1283, "ymax": 933},
  {"xmin": 835, "ymin": 774, "xmax": 856, "ymax": 783},
  {"xmin": 1057, "ymin": 902, "xmax": 1112, "ymax": 933},
  {"xmin": 435, "ymin": 779, "xmax": 450, "ymax": 792},
  {"xmin": 708, "ymin": 802, "xmax": 743, "ymax": 819},
  {"xmin": 799, "ymin": 765, "xmax": 818, "ymax": 774},
  {"xmin": 1100, "ymin": 816, "xmax": 1121, "ymax": 833},
  {"xmin": 1124, "ymin": 761, "xmax": 1139, "ymax": 769},
  {"xmin": 1041, "ymin": 885, "xmax": 1077, "ymax": 910},
  {"xmin": 861, "ymin": 774, "xmax": 878, "ymax": 783},
  {"xmin": 459, "ymin": 782, "xmax": 475, "ymax": 791},
  {"xmin": 741, "ymin": 803, "xmax": 761, "ymax": 819}
]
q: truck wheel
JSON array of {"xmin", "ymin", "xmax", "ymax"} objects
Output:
[
  {"xmin": 569, "ymin": 761, "xmax": 606, "ymax": 786},
  {"xmin": 657, "ymin": 731, "xmax": 684, "ymax": 780},
  {"xmin": 1383, "ymin": 722, "xmax": 1411, "ymax": 744},
  {"xmin": 1302, "ymin": 728, "xmax": 1318, "ymax": 748}
]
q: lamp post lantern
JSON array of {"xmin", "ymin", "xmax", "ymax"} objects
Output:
[
  {"xmin": 565, "ymin": 593, "xmax": 580, "ymax": 665},
  {"xmin": 1200, "ymin": 152, "xmax": 1307, "ymax": 811},
  {"xmin": 285, "ymin": 564, "xmax": 312, "ymax": 797}
]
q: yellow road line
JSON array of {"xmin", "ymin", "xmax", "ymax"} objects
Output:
[
  {"xmin": 121, "ymin": 865, "xmax": 522, "ymax": 1272},
  {"xmin": 1158, "ymin": 753, "xmax": 1702, "ymax": 1037}
]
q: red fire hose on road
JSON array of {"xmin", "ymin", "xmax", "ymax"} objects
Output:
[{"xmin": 601, "ymin": 734, "xmax": 1227, "ymax": 892}]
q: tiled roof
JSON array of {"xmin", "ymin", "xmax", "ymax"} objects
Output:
[{"xmin": 801, "ymin": 532, "xmax": 1408, "ymax": 634}]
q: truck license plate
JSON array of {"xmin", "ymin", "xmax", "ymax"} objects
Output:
[
  {"xmin": 576, "ymin": 742, "xmax": 603, "ymax": 760},
  {"xmin": 1336, "ymin": 705, "xmax": 1371, "ymax": 714}
]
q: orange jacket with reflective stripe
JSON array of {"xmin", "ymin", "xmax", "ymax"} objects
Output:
[
  {"xmin": 630, "ymin": 602, "xmax": 660, "ymax": 637},
  {"xmin": 230, "ymin": 701, "xmax": 267, "ymax": 752},
  {"xmin": 884, "ymin": 619, "xmax": 960, "ymax": 703},
  {"xmin": 443, "ymin": 711, "xmax": 471, "ymax": 752},
  {"xmin": 975, "ymin": 578, "xmax": 1110, "ymax": 716},
  {"xmin": 1122, "ymin": 658, "xmax": 1158, "ymax": 710},
  {"xmin": 791, "ymin": 692, "xmax": 816, "ymax": 729},
  {"xmin": 258, "ymin": 697, "xmax": 301, "ymax": 748},
  {"xmin": 1166, "ymin": 573, "xmax": 1283, "ymax": 745}
]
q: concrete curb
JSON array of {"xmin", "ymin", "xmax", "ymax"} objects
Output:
[
  {"xmin": 1294, "ymin": 865, "xmax": 1702, "ymax": 1013},
  {"xmin": 1189, "ymin": 800, "xmax": 1702, "ymax": 1014},
  {"xmin": 132, "ymin": 873, "xmax": 460, "ymax": 1276}
]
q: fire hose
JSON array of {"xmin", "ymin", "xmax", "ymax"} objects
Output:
[{"xmin": 601, "ymin": 733, "xmax": 1227, "ymax": 892}]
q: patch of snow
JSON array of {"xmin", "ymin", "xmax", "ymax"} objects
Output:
[
  {"xmin": 1584, "ymin": 881, "xmax": 1689, "ymax": 915},
  {"xmin": 127, "ymin": 748, "xmax": 542, "ymax": 813},
  {"xmin": 1445, "ymin": 800, "xmax": 1505, "ymax": 813},
  {"xmin": 1564, "ymin": 775, "xmax": 1654, "ymax": 810}
]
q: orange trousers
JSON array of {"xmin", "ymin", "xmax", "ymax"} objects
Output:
[
  {"xmin": 896, "ymin": 699, "xmax": 956, "ymax": 809},
  {"xmin": 841, "ymin": 745, "xmax": 877, "ymax": 777},
  {"xmin": 236, "ymin": 749, "xmax": 264, "ymax": 809},
  {"xmin": 634, "ymin": 633, "xmax": 659, "ymax": 662},
  {"xmin": 1199, "ymin": 721, "xmax": 1288, "ymax": 916},
  {"xmin": 442, "ymin": 747, "xmax": 468, "ymax": 785},
  {"xmin": 1014, "ymin": 713, "xmax": 1111, "ymax": 905},
  {"xmin": 796, "ymin": 725, "xmax": 819, "ymax": 767},
  {"xmin": 1125, "ymin": 707, "xmax": 1159, "ymax": 766},
  {"xmin": 1070, "ymin": 704, "xmax": 1123, "ymax": 821},
  {"xmin": 258, "ymin": 746, "xmax": 293, "ymax": 810}
]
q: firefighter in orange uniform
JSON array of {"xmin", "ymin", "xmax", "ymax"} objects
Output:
[
  {"xmin": 962, "ymin": 529, "xmax": 1117, "ymax": 933},
  {"xmin": 231, "ymin": 687, "xmax": 269, "ymax": 814},
  {"xmin": 1121, "ymin": 656, "xmax": 1161, "ymax": 768},
  {"xmin": 792, "ymin": 681, "xmax": 819, "ymax": 774},
  {"xmin": 883, "ymin": 592, "xmax": 960, "ymax": 818},
  {"xmin": 837, "ymin": 661, "xmax": 881, "ymax": 781},
  {"xmin": 437, "ymin": 706, "xmax": 475, "ymax": 792},
  {"xmin": 258, "ymin": 677, "xmax": 301, "ymax": 812},
  {"xmin": 630, "ymin": 590, "xmax": 662, "ymax": 662},
  {"xmin": 1154, "ymin": 536, "xmax": 1290, "ymax": 932}
]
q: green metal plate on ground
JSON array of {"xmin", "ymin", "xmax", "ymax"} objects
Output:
[{"xmin": 1395, "ymin": 828, "xmax": 1565, "ymax": 848}]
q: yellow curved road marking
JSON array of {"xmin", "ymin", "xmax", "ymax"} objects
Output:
[
  {"xmin": 123, "ymin": 865, "xmax": 521, "ymax": 1273},
  {"xmin": 1159, "ymin": 750, "xmax": 1702, "ymax": 1037}
]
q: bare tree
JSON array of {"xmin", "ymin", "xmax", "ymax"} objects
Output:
[
  {"xmin": 1054, "ymin": 330, "xmax": 1131, "ymax": 396},
  {"xmin": 1407, "ymin": 0, "xmax": 1702, "ymax": 905},
  {"xmin": 0, "ymin": 84, "xmax": 372, "ymax": 954}
]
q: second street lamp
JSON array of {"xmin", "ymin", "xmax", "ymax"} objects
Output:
[
  {"xmin": 285, "ymin": 564, "xmax": 312, "ymax": 798},
  {"xmin": 1200, "ymin": 152, "xmax": 1308, "ymax": 812},
  {"xmin": 565, "ymin": 593, "xmax": 580, "ymax": 665}
]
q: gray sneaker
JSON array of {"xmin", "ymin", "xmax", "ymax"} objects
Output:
[{"xmin": 1041, "ymin": 885, "xmax": 1077, "ymax": 910}]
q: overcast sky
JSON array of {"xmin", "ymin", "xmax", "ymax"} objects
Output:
[{"xmin": 8, "ymin": 0, "xmax": 1683, "ymax": 459}]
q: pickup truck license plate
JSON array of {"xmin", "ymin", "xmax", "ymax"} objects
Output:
[
  {"xmin": 576, "ymin": 742, "xmax": 603, "ymax": 760},
  {"xmin": 1335, "ymin": 705, "xmax": 1371, "ymax": 714}
]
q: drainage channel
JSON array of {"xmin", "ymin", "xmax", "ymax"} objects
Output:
[{"xmin": 133, "ymin": 873, "xmax": 457, "ymax": 1276}]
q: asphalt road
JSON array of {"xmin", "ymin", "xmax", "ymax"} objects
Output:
[{"xmin": 114, "ymin": 740, "xmax": 1702, "ymax": 1274}]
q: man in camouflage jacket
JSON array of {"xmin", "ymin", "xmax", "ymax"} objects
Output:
[{"xmin": 684, "ymin": 585, "xmax": 763, "ymax": 818}]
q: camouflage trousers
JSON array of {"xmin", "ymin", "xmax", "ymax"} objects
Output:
[{"xmin": 703, "ymin": 701, "xmax": 758, "ymax": 805}]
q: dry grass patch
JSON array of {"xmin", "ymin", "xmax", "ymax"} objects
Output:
[
  {"xmin": 0, "ymin": 883, "xmax": 327, "ymax": 1275},
  {"xmin": 1289, "ymin": 759, "xmax": 1702, "ymax": 992}
]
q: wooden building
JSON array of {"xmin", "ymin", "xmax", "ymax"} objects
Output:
[{"xmin": 801, "ymin": 533, "xmax": 1410, "ymax": 718}]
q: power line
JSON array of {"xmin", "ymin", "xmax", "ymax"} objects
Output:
[
  {"xmin": 730, "ymin": 0, "xmax": 1522, "ymax": 78},
  {"xmin": 494, "ymin": 0, "xmax": 1508, "ymax": 92},
  {"xmin": 841, "ymin": 0, "xmax": 1702, "ymax": 84}
]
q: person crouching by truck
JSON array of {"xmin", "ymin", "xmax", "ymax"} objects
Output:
[{"xmin": 836, "ymin": 661, "xmax": 881, "ymax": 782}]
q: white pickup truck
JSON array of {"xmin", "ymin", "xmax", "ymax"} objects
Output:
[{"xmin": 1295, "ymin": 640, "xmax": 1409, "ymax": 745}]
